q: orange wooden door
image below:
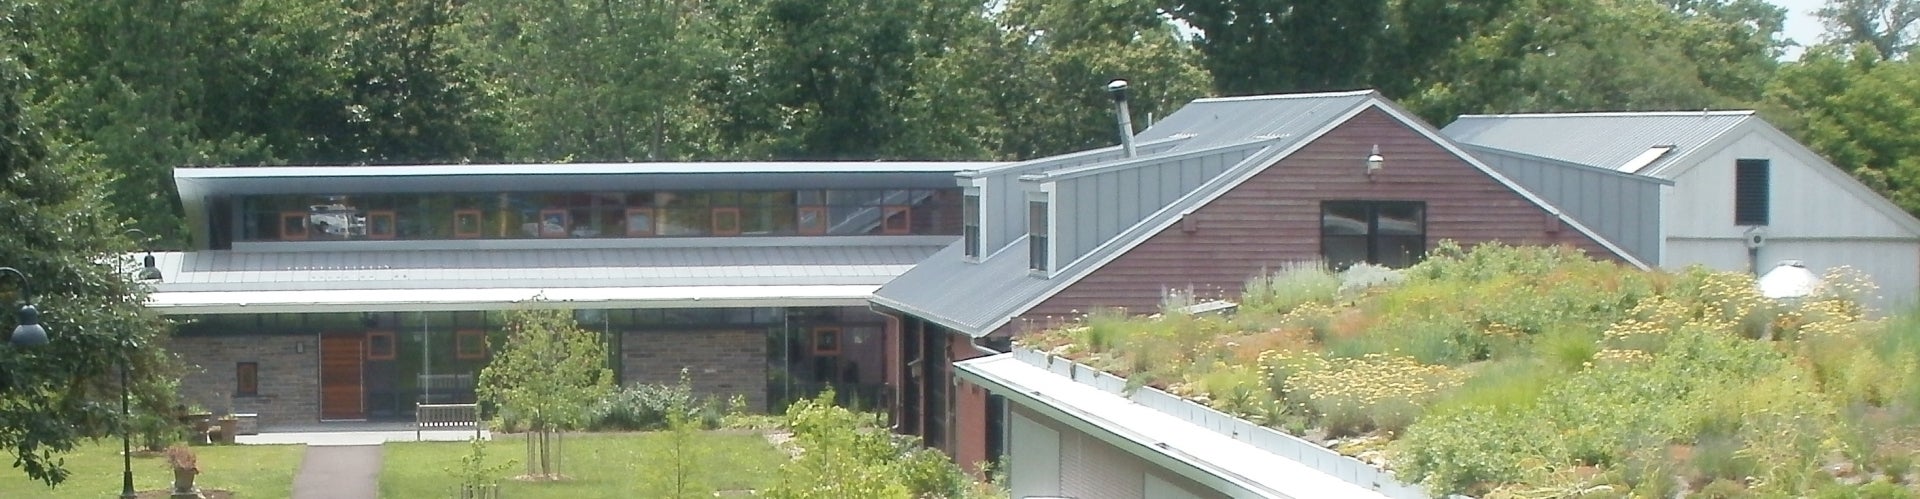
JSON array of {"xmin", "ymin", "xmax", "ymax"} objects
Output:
[{"xmin": 320, "ymin": 334, "xmax": 365, "ymax": 420}]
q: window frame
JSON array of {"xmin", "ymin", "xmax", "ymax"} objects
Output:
[
  {"xmin": 279, "ymin": 212, "xmax": 309, "ymax": 241},
  {"xmin": 455, "ymin": 330, "xmax": 487, "ymax": 360},
  {"xmin": 1735, "ymin": 159, "xmax": 1770, "ymax": 226},
  {"xmin": 366, "ymin": 210, "xmax": 396, "ymax": 239},
  {"xmin": 235, "ymin": 362, "xmax": 259, "ymax": 397},
  {"xmin": 1028, "ymin": 199, "xmax": 1050, "ymax": 273},
  {"xmin": 1320, "ymin": 200, "xmax": 1427, "ymax": 270},
  {"xmin": 962, "ymin": 192, "xmax": 981, "ymax": 259},
  {"xmin": 366, "ymin": 331, "xmax": 396, "ymax": 360}
]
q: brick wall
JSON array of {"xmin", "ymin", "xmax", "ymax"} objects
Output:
[
  {"xmin": 169, "ymin": 335, "xmax": 319, "ymax": 427},
  {"xmin": 620, "ymin": 330, "xmax": 767, "ymax": 411}
]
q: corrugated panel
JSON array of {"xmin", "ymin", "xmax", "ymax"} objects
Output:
[
  {"xmin": 147, "ymin": 244, "xmax": 944, "ymax": 292},
  {"xmin": 1442, "ymin": 111, "xmax": 1754, "ymax": 178},
  {"xmin": 1464, "ymin": 144, "xmax": 1667, "ymax": 263}
]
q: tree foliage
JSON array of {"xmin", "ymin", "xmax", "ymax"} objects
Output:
[
  {"xmin": 1818, "ymin": 0, "xmax": 1920, "ymax": 59},
  {"xmin": 476, "ymin": 307, "xmax": 612, "ymax": 479},
  {"xmin": 0, "ymin": 0, "xmax": 175, "ymax": 486}
]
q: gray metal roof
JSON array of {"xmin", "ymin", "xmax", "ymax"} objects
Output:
[
  {"xmin": 876, "ymin": 92, "xmax": 1652, "ymax": 337},
  {"xmin": 147, "ymin": 243, "xmax": 944, "ymax": 293},
  {"xmin": 177, "ymin": 162, "xmax": 996, "ymax": 179},
  {"xmin": 873, "ymin": 140, "xmax": 1292, "ymax": 336},
  {"xmin": 1442, "ymin": 111, "xmax": 1755, "ymax": 178},
  {"xmin": 1463, "ymin": 144, "xmax": 1668, "ymax": 263},
  {"xmin": 1135, "ymin": 90, "xmax": 1378, "ymax": 150}
]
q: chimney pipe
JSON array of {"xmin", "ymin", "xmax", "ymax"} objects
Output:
[{"xmin": 1107, "ymin": 79, "xmax": 1137, "ymax": 158}]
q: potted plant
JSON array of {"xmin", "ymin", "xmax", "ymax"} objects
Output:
[{"xmin": 165, "ymin": 444, "xmax": 201, "ymax": 498}]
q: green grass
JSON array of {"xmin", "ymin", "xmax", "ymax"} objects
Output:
[
  {"xmin": 380, "ymin": 431, "xmax": 788, "ymax": 498},
  {"xmin": 0, "ymin": 442, "xmax": 303, "ymax": 498}
]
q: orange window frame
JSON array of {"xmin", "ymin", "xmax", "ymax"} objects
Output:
[
  {"xmin": 453, "ymin": 209, "xmax": 484, "ymax": 238},
  {"xmin": 280, "ymin": 212, "xmax": 309, "ymax": 240},
  {"xmin": 712, "ymin": 207, "xmax": 742, "ymax": 236},
  {"xmin": 812, "ymin": 327, "xmax": 842, "ymax": 356},
  {"xmin": 797, "ymin": 206, "xmax": 829, "ymax": 235},
  {"xmin": 367, "ymin": 210, "xmax": 396, "ymax": 239},
  {"xmin": 455, "ymin": 330, "xmax": 487, "ymax": 360},
  {"xmin": 366, "ymin": 331, "xmax": 396, "ymax": 360},
  {"xmin": 882, "ymin": 205, "xmax": 911, "ymax": 234}
]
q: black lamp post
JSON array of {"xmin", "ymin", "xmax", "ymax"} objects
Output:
[
  {"xmin": 1, "ymin": 267, "xmax": 47, "ymax": 347},
  {"xmin": 121, "ymin": 229, "xmax": 163, "ymax": 499}
]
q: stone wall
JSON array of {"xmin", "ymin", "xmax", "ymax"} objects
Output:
[
  {"xmin": 169, "ymin": 335, "xmax": 318, "ymax": 427},
  {"xmin": 620, "ymin": 330, "xmax": 766, "ymax": 411}
]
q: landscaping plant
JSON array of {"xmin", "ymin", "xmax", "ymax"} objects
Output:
[
  {"xmin": 476, "ymin": 306, "xmax": 613, "ymax": 480},
  {"xmin": 1021, "ymin": 241, "xmax": 1920, "ymax": 497}
]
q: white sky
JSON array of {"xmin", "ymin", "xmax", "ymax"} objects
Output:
[{"xmin": 1773, "ymin": 0, "xmax": 1828, "ymax": 59}]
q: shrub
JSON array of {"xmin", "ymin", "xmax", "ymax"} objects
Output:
[
  {"xmin": 1242, "ymin": 262, "xmax": 1339, "ymax": 314},
  {"xmin": 588, "ymin": 369, "xmax": 719, "ymax": 431}
]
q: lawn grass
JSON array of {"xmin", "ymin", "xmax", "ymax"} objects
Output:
[
  {"xmin": 380, "ymin": 431, "xmax": 788, "ymax": 498},
  {"xmin": 0, "ymin": 442, "xmax": 303, "ymax": 498}
]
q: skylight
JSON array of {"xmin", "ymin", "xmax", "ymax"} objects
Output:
[{"xmin": 1617, "ymin": 145, "xmax": 1675, "ymax": 173}]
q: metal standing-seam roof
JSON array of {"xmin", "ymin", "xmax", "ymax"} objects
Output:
[
  {"xmin": 1442, "ymin": 111, "xmax": 1756, "ymax": 178},
  {"xmin": 873, "ymin": 91, "xmax": 1651, "ymax": 338},
  {"xmin": 141, "ymin": 243, "xmax": 946, "ymax": 313}
]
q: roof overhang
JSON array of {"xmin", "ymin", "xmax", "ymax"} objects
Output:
[
  {"xmin": 956, "ymin": 353, "xmax": 1394, "ymax": 499},
  {"xmin": 148, "ymin": 284, "xmax": 881, "ymax": 314}
]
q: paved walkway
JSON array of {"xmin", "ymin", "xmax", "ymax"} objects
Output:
[{"xmin": 292, "ymin": 444, "xmax": 383, "ymax": 499}]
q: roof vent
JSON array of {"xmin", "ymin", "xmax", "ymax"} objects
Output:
[{"xmin": 1107, "ymin": 79, "xmax": 1137, "ymax": 158}]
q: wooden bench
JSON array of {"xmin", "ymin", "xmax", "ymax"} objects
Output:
[{"xmin": 416, "ymin": 403, "xmax": 483, "ymax": 441}]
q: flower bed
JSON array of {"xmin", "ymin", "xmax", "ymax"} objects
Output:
[{"xmin": 1021, "ymin": 242, "xmax": 1913, "ymax": 497}]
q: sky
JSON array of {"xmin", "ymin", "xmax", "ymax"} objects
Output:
[{"xmin": 1772, "ymin": 0, "xmax": 1827, "ymax": 59}]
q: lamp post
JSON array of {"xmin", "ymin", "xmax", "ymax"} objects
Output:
[
  {"xmin": 1, "ymin": 267, "xmax": 47, "ymax": 347},
  {"xmin": 121, "ymin": 229, "xmax": 163, "ymax": 499}
]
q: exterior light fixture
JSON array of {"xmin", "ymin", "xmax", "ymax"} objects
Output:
[
  {"xmin": 0, "ymin": 267, "xmax": 46, "ymax": 346},
  {"xmin": 1366, "ymin": 145, "xmax": 1385, "ymax": 178},
  {"xmin": 127, "ymin": 229, "xmax": 163, "ymax": 282}
]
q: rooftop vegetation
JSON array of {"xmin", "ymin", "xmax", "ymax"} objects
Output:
[{"xmin": 1021, "ymin": 241, "xmax": 1918, "ymax": 498}]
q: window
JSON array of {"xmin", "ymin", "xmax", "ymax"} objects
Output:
[
  {"xmin": 712, "ymin": 207, "xmax": 743, "ymax": 236},
  {"xmin": 882, "ymin": 206, "xmax": 912, "ymax": 234},
  {"xmin": 236, "ymin": 362, "xmax": 259, "ymax": 396},
  {"xmin": 453, "ymin": 209, "xmax": 485, "ymax": 238},
  {"xmin": 625, "ymin": 208, "xmax": 656, "ymax": 236},
  {"xmin": 1028, "ymin": 200, "xmax": 1049, "ymax": 272},
  {"xmin": 366, "ymin": 331, "xmax": 395, "ymax": 360},
  {"xmin": 797, "ymin": 206, "xmax": 829, "ymax": 235},
  {"xmin": 367, "ymin": 210, "xmax": 396, "ymax": 239},
  {"xmin": 279, "ymin": 212, "xmax": 309, "ymax": 240},
  {"xmin": 812, "ymin": 327, "xmax": 842, "ymax": 356},
  {"xmin": 455, "ymin": 330, "xmax": 487, "ymax": 360},
  {"xmin": 1321, "ymin": 201, "xmax": 1426, "ymax": 270},
  {"xmin": 963, "ymin": 194, "xmax": 981, "ymax": 259},
  {"xmin": 1736, "ymin": 159, "xmax": 1770, "ymax": 226}
]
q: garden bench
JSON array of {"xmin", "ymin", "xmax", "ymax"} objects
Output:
[{"xmin": 416, "ymin": 403, "xmax": 483, "ymax": 441}]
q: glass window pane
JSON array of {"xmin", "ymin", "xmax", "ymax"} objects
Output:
[
  {"xmin": 1377, "ymin": 203, "xmax": 1424, "ymax": 236},
  {"xmin": 1374, "ymin": 236, "xmax": 1425, "ymax": 268},
  {"xmin": 1322, "ymin": 235, "xmax": 1369, "ymax": 270},
  {"xmin": 1322, "ymin": 203, "xmax": 1370, "ymax": 235}
]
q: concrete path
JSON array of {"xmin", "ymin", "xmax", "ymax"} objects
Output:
[
  {"xmin": 241, "ymin": 429, "xmax": 490, "ymax": 446},
  {"xmin": 292, "ymin": 444, "xmax": 383, "ymax": 499}
]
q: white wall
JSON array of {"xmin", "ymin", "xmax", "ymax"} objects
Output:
[
  {"xmin": 1009, "ymin": 410, "xmax": 1062, "ymax": 498},
  {"xmin": 1661, "ymin": 125, "xmax": 1920, "ymax": 313}
]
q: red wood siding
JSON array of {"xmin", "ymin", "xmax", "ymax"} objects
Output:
[{"xmin": 1017, "ymin": 107, "xmax": 1619, "ymax": 331}]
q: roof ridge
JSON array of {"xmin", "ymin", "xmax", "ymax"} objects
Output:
[
  {"xmin": 1455, "ymin": 110, "xmax": 1757, "ymax": 119},
  {"xmin": 1191, "ymin": 89, "xmax": 1376, "ymax": 103}
]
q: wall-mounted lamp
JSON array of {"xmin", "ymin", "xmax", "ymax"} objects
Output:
[{"xmin": 1365, "ymin": 145, "xmax": 1385, "ymax": 178}]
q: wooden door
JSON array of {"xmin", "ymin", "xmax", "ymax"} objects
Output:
[{"xmin": 320, "ymin": 334, "xmax": 365, "ymax": 420}]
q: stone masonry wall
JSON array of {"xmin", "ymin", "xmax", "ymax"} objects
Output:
[
  {"xmin": 621, "ymin": 330, "xmax": 766, "ymax": 411},
  {"xmin": 170, "ymin": 335, "xmax": 318, "ymax": 427}
]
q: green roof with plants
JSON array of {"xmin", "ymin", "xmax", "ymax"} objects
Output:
[{"xmin": 1019, "ymin": 241, "xmax": 1914, "ymax": 498}]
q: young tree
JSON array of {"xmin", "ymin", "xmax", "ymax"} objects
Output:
[{"xmin": 476, "ymin": 307, "xmax": 612, "ymax": 480}]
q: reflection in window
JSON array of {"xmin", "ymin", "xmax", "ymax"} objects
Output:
[
  {"xmin": 234, "ymin": 188, "xmax": 961, "ymax": 242},
  {"xmin": 1321, "ymin": 201, "xmax": 1426, "ymax": 270}
]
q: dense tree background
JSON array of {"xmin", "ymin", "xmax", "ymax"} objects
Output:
[{"xmin": 6, "ymin": 0, "xmax": 1920, "ymax": 482}]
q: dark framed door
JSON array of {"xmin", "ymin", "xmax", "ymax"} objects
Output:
[{"xmin": 320, "ymin": 334, "xmax": 365, "ymax": 420}]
